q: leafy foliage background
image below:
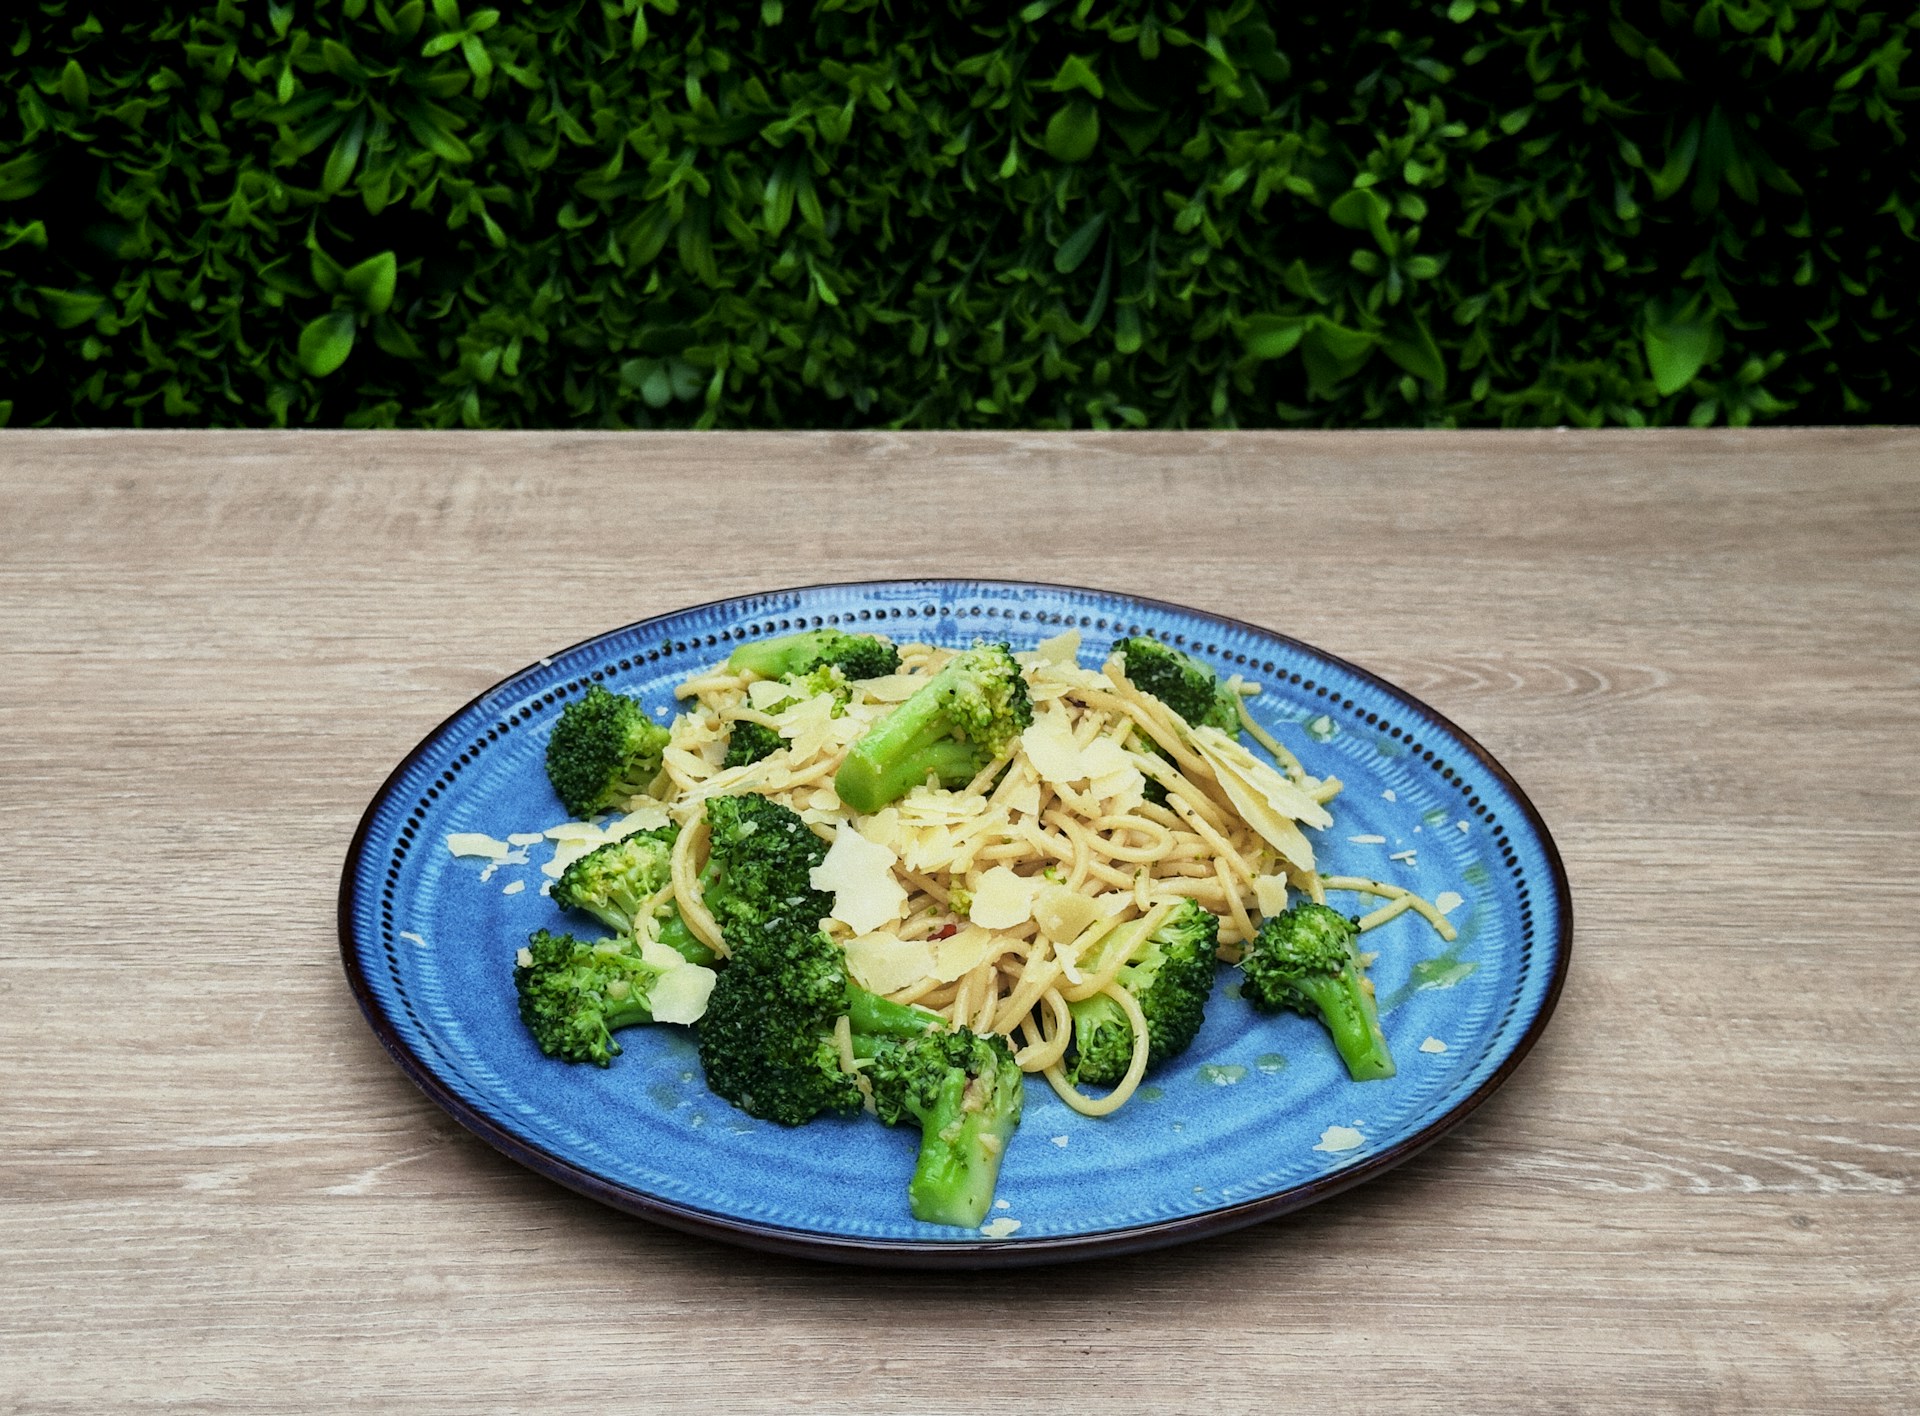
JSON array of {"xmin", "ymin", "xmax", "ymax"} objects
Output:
[{"xmin": 2, "ymin": 0, "xmax": 1914, "ymax": 429}]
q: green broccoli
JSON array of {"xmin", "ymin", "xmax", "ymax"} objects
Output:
[
  {"xmin": 1240, "ymin": 902, "xmax": 1395, "ymax": 1081},
  {"xmin": 544, "ymin": 684, "xmax": 671, "ymax": 818},
  {"xmin": 1111, "ymin": 636, "xmax": 1243, "ymax": 736},
  {"xmin": 695, "ymin": 907, "xmax": 941, "ymax": 1126},
  {"xmin": 691, "ymin": 791, "xmax": 1021, "ymax": 1223},
  {"xmin": 722, "ymin": 720, "xmax": 787, "ymax": 769},
  {"xmin": 698, "ymin": 792, "xmax": 837, "ymax": 943},
  {"xmin": 858, "ymin": 1027, "xmax": 1025, "ymax": 1229},
  {"xmin": 721, "ymin": 664, "xmax": 855, "ymax": 770},
  {"xmin": 727, "ymin": 628, "xmax": 901, "ymax": 682},
  {"xmin": 834, "ymin": 642, "xmax": 1034, "ymax": 814},
  {"xmin": 551, "ymin": 831, "xmax": 716, "ymax": 967},
  {"xmin": 1066, "ymin": 898, "xmax": 1222, "ymax": 1088},
  {"xmin": 515, "ymin": 928, "xmax": 671, "ymax": 1066}
]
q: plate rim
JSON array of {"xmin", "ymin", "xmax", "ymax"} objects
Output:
[{"xmin": 338, "ymin": 577, "xmax": 1573, "ymax": 1268}]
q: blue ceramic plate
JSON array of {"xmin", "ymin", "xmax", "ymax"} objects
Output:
[{"xmin": 340, "ymin": 581, "xmax": 1570, "ymax": 1267}]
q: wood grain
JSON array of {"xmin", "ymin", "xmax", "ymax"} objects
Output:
[{"xmin": 2, "ymin": 429, "xmax": 1915, "ymax": 1413}]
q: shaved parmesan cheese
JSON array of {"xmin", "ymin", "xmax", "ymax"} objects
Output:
[
  {"xmin": 607, "ymin": 801, "xmax": 671, "ymax": 836},
  {"xmin": 446, "ymin": 833, "xmax": 511, "ymax": 861},
  {"xmin": 772, "ymin": 688, "xmax": 836, "ymax": 756},
  {"xmin": 856, "ymin": 807, "xmax": 905, "ymax": 855},
  {"xmin": 1033, "ymin": 628, "xmax": 1081, "ymax": 663},
  {"xmin": 1313, "ymin": 1125, "xmax": 1365, "ymax": 1154},
  {"xmin": 1434, "ymin": 891, "xmax": 1464, "ymax": 915},
  {"xmin": 501, "ymin": 880, "xmax": 526, "ymax": 896},
  {"xmin": 646, "ymin": 964, "xmax": 717, "ymax": 1025},
  {"xmin": 1188, "ymin": 726, "xmax": 1331, "ymax": 872},
  {"xmin": 746, "ymin": 678, "xmax": 796, "ymax": 710},
  {"xmin": 811, "ymin": 825, "xmax": 908, "ymax": 935},
  {"xmin": 978, "ymin": 1217, "xmax": 1022, "ymax": 1238},
  {"xmin": 859, "ymin": 673, "xmax": 926, "ymax": 703},
  {"xmin": 932, "ymin": 926, "xmax": 998, "ymax": 981},
  {"xmin": 1003, "ymin": 775, "xmax": 1042, "ymax": 817},
  {"xmin": 515, "ymin": 946, "xmax": 533, "ymax": 968},
  {"xmin": 1020, "ymin": 710, "xmax": 1086, "ymax": 784},
  {"xmin": 1420, "ymin": 1037, "xmax": 1448, "ymax": 1054},
  {"xmin": 1033, "ymin": 882, "xmax": 1104, "ymax": 945},
  {"xmin": 638, "ymin": 937, "xmax": 692, "ymax": 973},
  {"xmin": 1190, "ymin": 727, "xmax": 1334, "ymax": 830},
  {"xmin": 842, "ymin": 931, "xmax": 937, "ymax": 995},
  {"xmin": 968, "ymin": 865, "xmax": 1035, "ymax": 929},
  {"xmin": 1079, "ymin": 737, "xmax": 1131, "ymax": 779},
  {"xmin": 1252, "ymin": 874, "xmax": 1290, "ymax": 917},
  {"xmin": 541, "ymin": 838, "xmax": 604, "ymax": 879},
  {"xmin": 506, "ymin": 832, "xmax": 546, "ymax": 847}
]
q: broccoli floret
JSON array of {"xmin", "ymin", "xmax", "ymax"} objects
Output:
[
  {"xmin": 723, "ymin": 720, "xmax": 786, "ymax": 769},
  {"xmin": 835, "ymin": 642, "xmax": 1034, "ymax": 814},
  {"xmin": 783, "ymin": 662, "xmax": 853, "ymax": 709},
  {"xmin": 551, "ymin": 832, "xmax": 715, "ymax": 967},
  {"xmin": 1240, "ymin": 902, "xmax": 1395, "ymax": 1081},
  {"xmin": 699, "ymin": 793, "xmax": 836, "ymax": 942},
  {"xmin": 695, "ymin": 910, "xmax": 868, "ymax": 1123},
  {"xmin": 691, "ymin": 791, "xmax": 1017, "ymax": 1222},
  {"xmin": 515, "ymin": 928, "xmax": 669, "ymax": 1066},
  {"xmin": 544, "ymin": 684, "xmax": 671, "ymax": 818},
  {"xmin": 727, "ymin": 629, "xmax": 901, "ymax": 682},
  {"xmin": 1112, "ymin": 636, "xmax": 1243, "ymax": 736},
  {"xmin": 721, "ymin": 665, "xmax": 855, "ymax": 770},
  {"xmin": 1067, "ymin": 898, "xmax": 1221, "ymax": 1088},
  {"xmin": 696, "ymin": 908, "xmax": 942, "ymax": 1126},
  {"xmin": 859, "ymin": 1027, "xmax": 1025, "ymax": 1229}
]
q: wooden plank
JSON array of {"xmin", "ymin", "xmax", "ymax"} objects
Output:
[{"xmin": 1, "ymin": 430, "xmax": 1915, "ymax": 1412}]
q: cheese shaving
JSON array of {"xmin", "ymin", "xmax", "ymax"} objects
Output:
[
  {"xmin": 811, "ymin": 824, "xmax": 909, "ymax": 935},
  {"xmin": 968, "ymin": 865, "xmax": 1035, "ymax": 929},
  {"xmin": 646, "ymin": 963, "xmax": 717, "ymax": 1026},
  {"xmin": 842, "ymin": 931, "xmax": 938, "ymax": 995},
  {"xmin": 446, "ymin": 833, "xmax": 512, "ymax": 860}
]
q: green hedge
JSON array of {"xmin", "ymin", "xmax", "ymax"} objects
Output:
[{"xmin": 3, "ymin": 0, "xmax": 1915, "ymax": 429}]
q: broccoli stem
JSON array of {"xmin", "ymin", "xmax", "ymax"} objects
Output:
[
  {"xmin": 836, "ymin": 717, "xmax": 987, "ymax": 814},
  {"xmin": 1293, "ymin": 971, "xmax": 1396, "ymax": 1081},
  {"xmin": 904, "ymin": 1067, "xmax": 1019, "ymax": 1229},
  {"xmin": 656, "ymin": 909, "xmax": 718, "ymax": 968},
  {"xmin": 599, "ymin": 995, "xmax": 657, "ymax": 1031},
  {"xmin": 846, "ymin": 987, "xmax": 943, "ymax": 1039}
]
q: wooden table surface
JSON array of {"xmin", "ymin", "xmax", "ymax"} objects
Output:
[{"xmin": 3, "ymin": 429, "xmax": 1915, "ymax": 1412}]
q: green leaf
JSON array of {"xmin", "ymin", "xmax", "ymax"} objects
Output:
[
  {"xmin": 323, "ymin": 113, "xmax": 368, "ymax": 195},
  {"xmin": 1643, "ymin": 301, "xmax": 1715, "ymax": 395},
  {"xmin": 1053, "ymin": 212, "xmax": 1105, "ymax": 274},
  {"xmin": 36, "ymin": 288, "xmax": 105, "ymax": 329},
  {"xmin": 297, "ymin": 312, "xmax": 357, "ymax": 378},
  {"xmin": 342, "ymin": 251, "xmax": 398, "ymax": 315},
  {"xmin": 1329, "ymin": 187, "xmax": 1391, "ymax": 247},
  {"xmin": 1047, "ymin": 54, "xmax": 1104, "ymax": 99},
  {"xmin": 1300, "ymin": 321, "xmax": 1376, "ymax": 397},
  {"xmin": 60, "ymin": 60, "xmax": 89, "ymax": 109},
  {"xmin": 1044, "ymin": 101, "xmax": 1100, "ymax": 163},
  {"xmin": 1649, "ymin": 121, "xmax": 1700, "ymax": 202},
  {"xmin": 0, "ymin": 151, "xmax": 50, "ymax": 202},
  {"xmin": 371, "ymin": 316, "xmax": 422, "ymax": 360},
  {"xmin": 1383, "ymin": 315, "xmax": 1446, "ymax": 394},
  {"xmin": 1239, "ymin": 314, "xmax": 1308, "ymax": 361}
]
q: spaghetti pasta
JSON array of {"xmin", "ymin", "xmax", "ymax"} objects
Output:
[{"xmin": 637, "ymin": 627, "xmax": 1454, "ymax": 1118}]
